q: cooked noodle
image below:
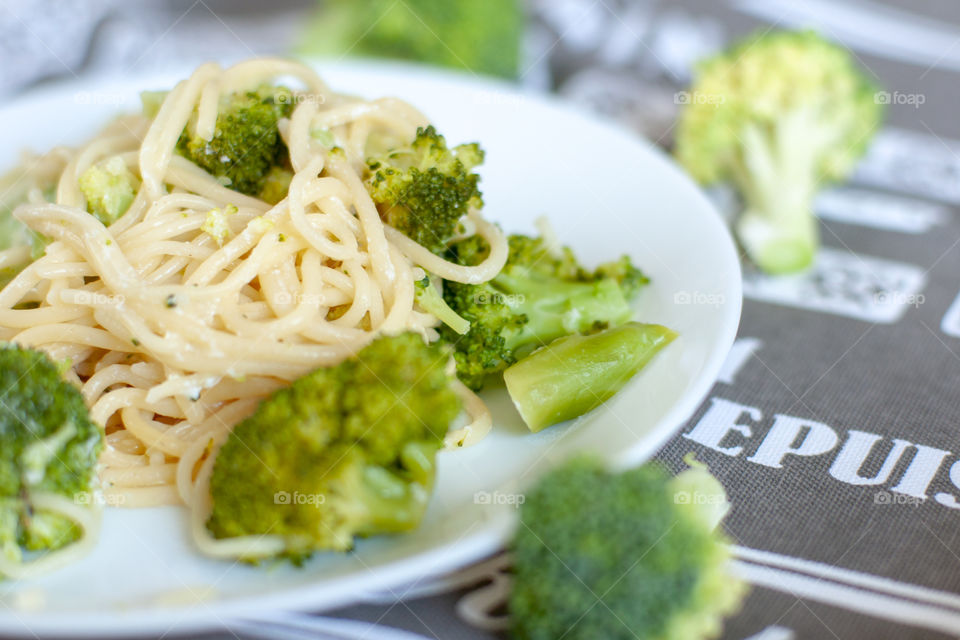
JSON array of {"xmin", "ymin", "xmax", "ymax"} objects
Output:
[{"xmin": 0, "ymin": 59, "xmax": 506, "ymax": 559}]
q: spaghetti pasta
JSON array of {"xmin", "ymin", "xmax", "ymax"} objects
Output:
[{"xmin": 0, "ymin": 57, "xmax": 506, "ymax": 534}]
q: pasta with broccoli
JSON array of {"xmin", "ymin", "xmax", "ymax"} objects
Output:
[{"xmin": 0, "ymin": 58, "xmax": 671, "ymax": 570}]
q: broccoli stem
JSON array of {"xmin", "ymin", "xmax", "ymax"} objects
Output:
[
  {"xmin": 415, "ymin": 279, "xmax": 471, "ymax": 335},
  {"xmin": 669, "ymin": 454, "xmax": 730, "ymax": 530},
  {"xmin": 737, "ymin": 206, "xmax": 818, "ymax": 275},
  {"xmin": 732, "ymin": 107, "xmax": 841, "ymax": 274},
  {"xmin": 355, "ymin": 441, "xmax": 438, "ymax": 536},
  {"xmin": 0, "ymin": 501, "xmax": 21, "ymax": 564},
  {"xmin": 497, "ymin": 274, "xmax": 633, "ymax": 355},
  {"xmin": 504, "ymin": 322, "xmax": 676, "ymax": 432}
]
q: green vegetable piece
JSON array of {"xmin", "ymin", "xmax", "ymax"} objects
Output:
[
  {"xmin": 207, "ymin": 333, "xmax": 461, "ymax": 563},
  {"xmin": 0, "ymin": 167, "xmax": 53, "ymax": 286},
  {"xmin": 442, "ymin": 234, "xmax": 649, "ymax": 390},
  {"xmin": 675, "ymin": 30, "xmax": 883, "ymax": 274},
  {"xmin": 300, "ymin": 0, "xmax": 524, "ymax": 78},
  {"xmin": 415, "ymin": 275, "xmax": 470, "ymax": 335},
  {"xmin": 201, "ymin": 204, "xmax": 238, "ymax": 246},
  {"xmin": 364, "ymin": 125, "xmax": 484, "ymax": 255},
  {"xmin": 20, "ymin": 509, "xmax": 81, "ymax": 552},
  {"xmin": 79, "ymin": 156, "xmax": 138, "ymax": 226},
  {"xmin": 510, "ymin": 458, "xmax": 746, "ymax": 640},
  {"xmin": 177, "ymin": 85, "xmax": 294, "ymax": 197},
  {"xmin": 0, "ymin": 344, "xmax": 104, "ymax": 572},
  {"xmin": 503, "ymin": 322, "xmax": 676, "ymax": 432},
  {"xmin": 259, "ymin": 166, "xmax": 294, "ymax": 205}
]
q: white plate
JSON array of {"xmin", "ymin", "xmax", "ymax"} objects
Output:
[{"xmin": 0, "ymin": 61, "xmax": 741, "ymax": 637}]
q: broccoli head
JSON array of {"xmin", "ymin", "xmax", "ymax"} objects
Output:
[
  {"xmin": 675, "ymin": 30, "xmax": 882, "ymax": 274},
  {"xmin": 364, "ymin": 125, "xmax": 483, "ymax": 255},
  {"xmin": 207, "ymin": 333, "xmax": 461, "ymax": 562},
  {"xmin": 441, "ymin": 234, "xmax": 647, "ymax": 389},
  {"xmin": 177, "ymin": 85, "xmax": 294, "ymax": 198},
  {"xmin": 591, "ymin": 254, "xmax": 650, "ymax": 300},
  {"xmin": 0, "ymin": 344, "xmax": 104, "ymax": 572},
  {"xmin": 79, "ymin": 156, "xmax": 139, "ymax": 226},
  {"xmin": 301, "ymin": 0, "xmax": 524, "ymax": 78},
  {"xmin": 510, "ymin": 458, "xmax": 746, "ymax": 640}
]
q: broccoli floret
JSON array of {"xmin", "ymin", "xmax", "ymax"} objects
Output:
[
  {"xmin": 300, "ymin": 0, "xmax": 524, "ymax": 78},
  {"xmin": 79, "ymin": 156, "xmax": 139, "ymax": 226},
  {"xmin": 593, "ymin": 254, "xmax": 650, "ymax": 300},
  {"xmin": 0, "ymin": 344, "xmax": 104, "ymax": 574},
  {"xmin": 505, "ymin": 235, "xmax": 650, "ymax": 295},
  {"xmin": 504, "ymin": 322, "xmax": 676, "ymax": 432},
  {"xmin": 207, "ymin": 333, "xmax": 461, "ymax": 562},
  {"xmin": 510, "ymin": 458, "xmax": 747, "ymax": 640},
  {"xmin": 364, "ymin": 126, "xmax": 483, "ymax": 255},
  {"xmin": 675, "ymin": 30, "xmax": 883, "ymax": 274},
  {"xmin": 20, "ymin": 510, "xmax": 80, "ymax": 551},
  {"xmin": 177, "ymin": 86, "xmax": 294, "ymax": 197},
  {"xmin": 441, "ymin": 234, "xmax": 647, "ymax": 389}
]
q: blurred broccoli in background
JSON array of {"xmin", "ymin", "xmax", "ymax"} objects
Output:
[
  {"xmin": 675, "ymin": 30, "xmax": 882, "ymax": 274},
  {"xmin": 300, "ymin": 0, "xmax": 525, "ymax": 79},
  {"xmin": 176, "ymin": 85, "xmax": 295, "ymax": 199},
  {"xmin": 0, "ymin": 345, "xmax": 103, "ymax": 574},
  {"xmin": 510, "ymin": 457, "xmax": 746, "ymax": 640},
  {"xmin": 207, "ymin": 333, "xmax": 461, "ymax": 563}
]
